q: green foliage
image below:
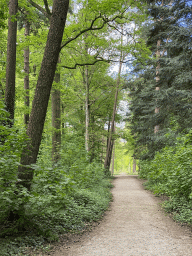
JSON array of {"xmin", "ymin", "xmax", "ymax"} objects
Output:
[
  {"xmin": 163, "ymin": 197, "xmax": 192, "ymax": 224},
  {"xmin": 0, "ymin": 108, "xmax": 112, "ymax": 254},
  {"xmin": 127, "ymin": 0, "xmax": 192, "ymax": 160},
  {"xmin": 0, "ymin": 103, "xmax": 28, "ymax": 220},
  {"xmin": 0, "ymin": 0, "xmax": 149, "ymax": 254},
  {"xmin": 0, "ymin": 0, "xmax": 8, "ymax": 30},
  {"xmin": 139, "ymin": 132, "xmax": 192, "ymax": 224},
  {"xmin": 0, "ymin": 160, "xmax": 112, "ymax": 255}
]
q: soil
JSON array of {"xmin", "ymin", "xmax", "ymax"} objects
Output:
[{"xmin": 42, "ymin": 175, "xmax": 192, "ymax": 256}]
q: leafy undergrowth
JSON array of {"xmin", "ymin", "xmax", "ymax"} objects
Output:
[
  {"xmin": 0, "ymin": 160, "xmax": 113, "ymax": 256},
  {"xmin": 0, "ymin": 119, "xmax": 113, "ymax": 255},
  {"xmin": 139, "ymin": 132, "xmax": 192, "ymax": 227}
]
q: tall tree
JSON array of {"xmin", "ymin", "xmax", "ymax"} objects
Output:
[
  {"xmin": 84, "ymin": 66, "xmax": 90, "ymax": 152},
  {"xmin": 52, "ymin": 57, "xmax": 61, "ymax": 163},
  {"xmin": 18, "ymin": 0, "xmax": 69, "ymax": 190},
  {"xmin": 128, "ymin": 0, "xmax": 192, "ymax": 160},
  {"xmin": 104, "ymin": 61, "xmax": 123, "ymax": 171},
  {"xmin": 24, "ymin": 18, "xmax": 30, "ymax": 125},
  {"xmin": 104, "ymin": 26, "xmax": 124, "ymax": 171},
  {"xmin": 5, "ymin": 0, "xmax": 18, "ymax": 126}
]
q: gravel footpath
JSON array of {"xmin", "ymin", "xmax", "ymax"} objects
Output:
[{"xmin": 52, "ymin": 176, "xmax": 192, "ymax": 256}]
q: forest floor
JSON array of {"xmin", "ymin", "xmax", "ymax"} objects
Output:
[{"xmin": 39, "ymin": 175, "xmax": 192, "ymax": 256}]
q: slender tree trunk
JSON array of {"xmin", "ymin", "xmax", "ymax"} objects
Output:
[
  {"xmin": 104, "ymin": 60, "xmax": 123, "ymax": 171},
  {"xmin": 85, "ymin": 67, "xmax": 90, "ymax": 152},
  {"xmin": 111, "ymin": 139, "xmax": 115, "ymax": 176},
  {"xmin": 133, "ymin": 157, "xmax": 136, "ymax": 173},
  {"xmin": 52, "ymin": 58, "xmax": 61, "ymax": 163},
  {"xmin": 154, "ymin": 37, "xmax": 170, "ymax": 133},
  {"xmin": 128, "ymin": 162, "xmax": 131, "ymax": 173},
  {"xmin": 104, "ymin": 25, "xmax": 124, "ymax": 172},
  {"xmin": 101, "ymin": 135, "xmax": 105, "ymax": 163},
  {"xmin": 154, "ymin": 39, "xmax": 161, "ymax": 133},
  {"xmin": 111, "ymin": 122, "xmax": 116, "ymax": 176},
  {"xmin": 24, "ymin": 20, "xmax": 30, "ymax": 125},
  {"xmin": 106, "ymin": 118, "xmax": 111, "ymax": 150},
  {"xmin": 61, "ymin": 103, "xmax": 65, "ymax": 134},
  {"xmin": 5, "ymin": 0, "xmax": 18, "ymax": 126},
  {"xmin": 154, "ymin": 0, "xmax": 171, "ymax": 133},
  {"xmin": 90, "ymin": 115, "xmax": 97, "ymax": 163},
  {"xmin": 18, "ymin": 0, "xmax": 69, "ymax": 191},
  {"xmin": 0, "ymin": 82, "xmax": 4, "ymax": 100}
]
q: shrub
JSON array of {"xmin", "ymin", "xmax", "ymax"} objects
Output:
[{"xmin": 139, "ymin": 132, "xmax": 192, "ymax": 224}]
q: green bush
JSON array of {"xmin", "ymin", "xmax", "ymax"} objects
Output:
[
  {"xmin": 139, "ymin": 132, "xmax": 192, "ymax": 224},
  {"xmin": 0, "ymin": 103, "xmax": 28, "ymax": 222},
  {"xmin": 0, "ymin": 103, "xmax": 112, "ymax": 254}
]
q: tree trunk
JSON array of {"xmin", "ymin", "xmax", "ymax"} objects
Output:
[
  {"xmin": 111, "ymin": 140, "xmax": 115, "ymax": 176},
  {"xmin": 101, "ymin": 135, "xmax": 105, "ymax": 163},
  {"xmin": 104, "ymin": 60, "xmax": 123, "ymax": 171},
  {"xmin": 154, "ymin": 37, "xmax": 169, "ymax": 133},
  {"xmin": 24, "ymin": 20, "xmax": 30, "ymax": 125},
  {"xmin": 61, "ymin": 103, "xmax": 65, "ymax": 134},
  {"xmin": 133, "ymin": 157, "xmax": 136, "ymax": 173},
  {"xmin": 106, "ymin": 118, "xmax": 111, "ymax": 150},
  {"xmin": 0, "ymin": 82, "xmax": 4, "ymax": 100},
  {"xmin": 154, "ymin": 39, "xmax": 161, "ymax": 133},
  {"xmin": 104, "ymin": 25, "xmax": 124, "ymax": 172},
  {"xmin": 85, "ymin": 67, "xmax": 90, "ymax": 152},
  {"xmin": 52, "ymin": 58, "xmax": 61, "ymax": 163},
  {"xmin": 128, "ymin": 162, "xmax": 131, "ymax": 173},
  {"xmin": 5, "ymin": 0, "xmax": 18, "ymax": 126},
  {"xmin": 90, "ymin": 114, "xmax": 97, "ymax": 163},
  {"xmin": 154, "ymin": 0, "xmax": 171, "ymax": 133},
  {"xmin": 111, "ymin": 122, "xmax": 116, "ymax": 176},
  {"xmin": 18, "ymin": 0, "xmax": 69, "ymax": 191}
]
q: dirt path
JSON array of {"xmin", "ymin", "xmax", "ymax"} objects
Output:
[{"xmin": 51, "ymin": 176, "xmax": 192, "ymax": 256}]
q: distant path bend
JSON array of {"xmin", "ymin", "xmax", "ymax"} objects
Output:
[{"xmin": 53, "ymin": 176, "xmax": 192, "ymax": 256}]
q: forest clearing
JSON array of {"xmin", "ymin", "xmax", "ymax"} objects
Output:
[{"xmin": 0, "ymin": 0, "xmax": 192, "ymax": 255}]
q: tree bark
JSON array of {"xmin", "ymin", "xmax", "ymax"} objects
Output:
[
  {"xmin": 104, "ymin": 60, "xmax": 123, "ymax": 171},
  {"xmin": 154, "ymin": 39, "xmax": 161, "ymax": 133},
  {"xmin": 106, "ymin": 118, "xmax": 111, "ymax": 151},
  {"xmin": 85, "ymin": 67, "xmax": 90, "ymax": 152},
  {"xmin": 5, "ymin": 0, "xmax": 18, "ymax": 126},
  {"xmin": 90, "ymin": 114, "xmax": 96, "ymax": 163},
  {"xmin": 61, "ymin": 103, "xmax": 65, "ymax": 134},
  {"xmin": 111, "ymin": 137, "xmax": 115, "ymax": 176},
  {"xmin": 24, "ymin": 20, "xmax": 30, "ymax": 125},
  {"xmin": 0, "ymin": 82, "xmax": 4, "ymax": 100},
  {"xmin": 128, "ymin": 162, "xmax": 131, "ymax": 173},
  {"xmin": 104, "ymin": 25, "xmax": 124, "ymax": 172},
  {"xmin": 133, "ymin": 157, "xmax": 136, "ymax": 173},
  {"xmin": 52, "ymin": 58, "xmax": 61, "ymax": 163},
  {"xmin": 18, "ymin": 0, "xmax": 69, "ymax": 191}
]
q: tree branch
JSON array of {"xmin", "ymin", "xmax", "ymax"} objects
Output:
[
  {"xmin": 107, "ymin": 23, "xmax": 129, "ymax": 36},
  {"xmin": 28, "ymin": 0, "xmax": 50, "ymax": 19},
  {"xmin": 61, "ymin": 56, "xmax": 128, "ymax": 69},
  {"xmin": 43, "ymin": 0, "xmax": 51, "ymax": 16},
  {"xmin": 61, "ymin": 58, "xmax": 110, "ymax": 69},
  {"xmin": 60, "ymin": 10, "xmax": 128, "ymax": 50}
]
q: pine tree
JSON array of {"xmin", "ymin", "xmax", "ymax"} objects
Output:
[{"xmin": 127, "ymin": 0, "xmax": 192, "ymax": 159}]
